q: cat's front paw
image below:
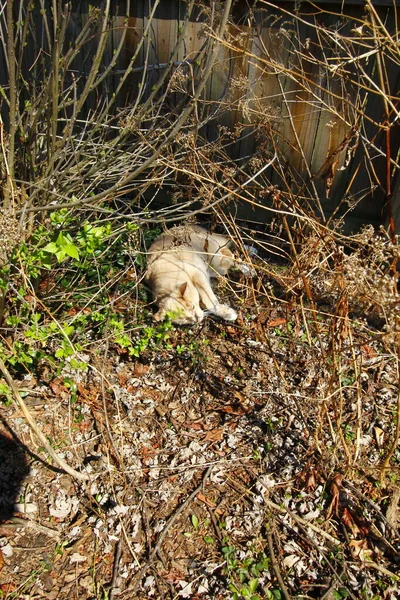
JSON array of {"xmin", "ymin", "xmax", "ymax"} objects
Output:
[{"xmin": 214, "ymin": 304, "xmax": 237, "ymax": 321}]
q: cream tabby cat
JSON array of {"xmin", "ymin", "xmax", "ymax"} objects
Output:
[{"xmin": 146, "ymin": 225, "xmax": 237, "ymax": 324}]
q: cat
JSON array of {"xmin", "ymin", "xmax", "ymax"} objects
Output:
[{"xmin": 146, "ymin": 225, "xmax": 238, "ymax": 324}]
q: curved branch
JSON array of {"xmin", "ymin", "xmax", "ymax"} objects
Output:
[{"xmin": 0, "ymin": 356, "xmax": 89, "ymax": 481}]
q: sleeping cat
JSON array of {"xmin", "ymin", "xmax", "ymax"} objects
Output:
[{"xmin": 146, "ymin": 225, "xmax": 238, "ymax": 324}]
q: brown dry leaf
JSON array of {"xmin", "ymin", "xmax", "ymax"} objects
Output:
[
  {"xmin": 124, "ymin": 269, "xmax": 137, "ymax": 281},
  {"xmin": 305, "ymin": 469, "xmax": 317, "ymax": 491},
  {"xmin": 361, "ymin": 344, "xmax": 376, "ymax": 358},
  {"xmin": 0, "ymin": 583, "xmax": 16, "ymax": 594},
  {"xmin": 386, "ymin": 488, "xmax": 400, "ymax": 531},
  {"xmin": 185, "ymin": 422, "xmax": 204, "ymax": 431},
  {"xmin": 348, "ymin": 508, "xmax": 370, "ymax": 536},
  {"xmin": 349, "ymin": 539, "xmax": 373, "ymax": 561},
  {"xmin": 164, "ymin": 570, "xmax": 183, "ymax": 583},
  {"xmin": 132, "ymin": 362, "xmax": 150, "ymax": 377},
  {"xmin": 374, "ymin": 426, "xmax": 385, "ymax": 447},
  {"xmin": 78, "ymin": 420, "xmax": 91, "ymax": 432},
  {"xmin": 220, "ymin": 402, "xmax": 247, "ymax": 415},
  {"xmin": 326, "ymin": 473, "xmax": 343, "ymax": 519},
  {"xmin": 267, "ymin": 318, "xmax": 287, "ymax": 328},
  {"xmin": 0, "ymin": 548, "xmax": 4, "ymax": 571},
  {"xmin": 197, "ymin": 492, "xmax": 216, "ymax": 508},
  {"xmin": 67, "ymin": 307, "xmax": 91, "ymax": 316},
  {"xmin": 226, "ymin": 326, "xmax": 238, "ymax": 336},
  {"xmin": 233, "ymin": 390, "xmax": 247, "ymax": 404},
  {"xmin": 118, "ymin": 371, "xmax": 128, "ymax": 386},
  {"xmin": 256, "ymin": 310, "xmax": 270, "ymax": 325},
  {"xmin": 50, "ymin": 379, "xmax": 67, "ymax": 395},
  {"xmin": 77, "ymin": 384, "xmax": 102, "ymax": 410},
  {"xmin": 204, "ymin": 428, "xmax": 223, "ymax": 442},
  {"xmin": 342, "ymin": 506, "xmax": 370, "ymax": 536},
  {"xmin": 113, "ymin": 300, "xmax": 130, "ymax": 313},
  {"xmin": 342, "ymin": 507, "xmax": 361, "ymax": 535},
  {"xmin": 140, "ymin": 444, "xmax": 159, "ymax": 464}
]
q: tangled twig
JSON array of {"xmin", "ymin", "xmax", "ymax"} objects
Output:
[{"xmin": 0, "ymin": 357, "xmax": 89, "ymax": 481}]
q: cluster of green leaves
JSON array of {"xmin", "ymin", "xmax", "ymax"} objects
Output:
[
  {"xmin": 222, "ymin": 540, "xmax": 277, "ymax": 600},
  {"xmin": 110, "ymin": 316, "xmax": 173, "ymax": 358},
  {"xmin": 1, "ymin": 309, "xmax": 91, "ymax": 377},
  {"xmin": 19, "ymin": 207, "xmax": 141, "ymax": 277},
  {"xmin": 0, "ymin": 209, "xmax": 151, "ymax": 388},
  {"xmin": 176, "ymin": 337, "xmax": 209, "ymax": 360}
]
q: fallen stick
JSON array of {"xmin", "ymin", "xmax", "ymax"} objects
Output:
[{"xmin": 0, "ymin": 357, "xmax": 89, "ymax": 481}]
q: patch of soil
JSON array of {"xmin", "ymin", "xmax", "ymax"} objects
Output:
[{"xmin": 0, "ymin": 303, "xmax": 399, "ymax": 599}]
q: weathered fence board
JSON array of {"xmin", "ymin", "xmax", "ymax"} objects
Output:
[{"xmin": 0, "ymin": 1, "xmax": 399, "ymax": 231}]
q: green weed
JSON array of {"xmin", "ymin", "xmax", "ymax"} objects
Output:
[{"xmin": 222, "ymin": 539, "xmax": 272, "ymax": 600}]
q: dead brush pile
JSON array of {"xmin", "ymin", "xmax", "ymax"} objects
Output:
[{"xmin": 0, "ymin": 214, "xmax": 399, "ymax": 600}]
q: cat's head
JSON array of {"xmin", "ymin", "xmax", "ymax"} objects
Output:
[{"xmin": 153, "ymin": 281, "xmax": 204, "ymax": 325}]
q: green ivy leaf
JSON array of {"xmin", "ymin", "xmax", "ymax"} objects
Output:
[
  {"xmin": 43, "ymin": 242, "xmax": 59, "ymax": 254},
  {"xmin": 191, "ymin": 514, "xmax": 199, "ymax": 531},
  {"xmin": 63, "ymin": 242, "xmax": 80, "ymax": 260}
]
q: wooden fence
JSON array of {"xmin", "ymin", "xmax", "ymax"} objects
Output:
[{"xmin": 1, "ymin": 1, "xmax": 399, "ymax": 231}]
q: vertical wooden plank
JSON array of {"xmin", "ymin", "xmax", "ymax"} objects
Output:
[{"xmin": 237, "ymin": 23, "xmax": 286, "ymax": 163}]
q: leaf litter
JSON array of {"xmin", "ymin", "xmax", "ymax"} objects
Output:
[{"xmin": 0, "ymin": 257, "xmax": 400, "ymax": 599}]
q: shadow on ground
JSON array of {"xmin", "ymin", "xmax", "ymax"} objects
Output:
[{"xmin": 0, "ymin": 424, "xmax": 29, "ymax": 521}]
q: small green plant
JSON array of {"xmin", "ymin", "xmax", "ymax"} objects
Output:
[
  {"xmin": 191, "ymin": 514, "xmax": 199, "ymax": 531},
  {"xmin": 333, "ymin": 587, "xmax": 350, "ymax": 599},
  {"xmin": 43, "ymin": 231, "xmax": 80, "ymax": 263},
  {"xmin": 110, "ymin": 317, "xmax": 173, "ymax": 358},
  {"xmin": 252, "ymin": 448, "xmax": 262, "ymax": 461},
  {"xmin": 64, "ymin": 378, "xmax": 78, "ymax": 403},
  {"xmin": 175, "ymin": 338, "xmax": 209, "ymax": 362},
  {"xmin": 76, "ymin": 223, "xmax": 112, "ymax": 255},
  {"xmin": 265, "ymin": 590, "xmax": 284, "ymax": 600},
  {"xmin": 340, "ymin": 373, "xmax": 355, "ymax": 387},
  {"xmin": 73, "ymin": 404, "xmax": 85, "ymax": 423},
  {"xmin": 342, "ymin": 424, "xmax": 356, "ymax": 442},
  {"xmin": 0, "ymin": 382, "xmax": 12, "ymax": 405},
  {"xmin": 222, "ymin": 539, "xmax": 271, "ymax": 600}
]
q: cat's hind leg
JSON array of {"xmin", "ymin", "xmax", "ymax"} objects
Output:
[
  {"xmin": 192, "ymin": 272, "xmax": 237, "ymax": 322},
  {"xmin": 212, "ymin": 303, "xmax": 237, "ymax": 321}
]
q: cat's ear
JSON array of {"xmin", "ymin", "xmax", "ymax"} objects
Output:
[{"xmin": 179, "ymin": 281, "xmax": 188, "ymax": 298}]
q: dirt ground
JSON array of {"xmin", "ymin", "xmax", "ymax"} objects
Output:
[{"xmin": 0, "ymin": 266, "xmax": 399, "ymax": 600}]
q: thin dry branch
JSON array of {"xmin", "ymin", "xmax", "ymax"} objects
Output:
[
  {"xmin": 0, "ymin": 356, "xmax": 89, "ymax": 481},
  {"xmin": 266, "ymin": 522, "xmax": 292, "ymax": 600},
  {"xmin": 126, "ymin": 464, "xmax": 214, "ymax": 595}
]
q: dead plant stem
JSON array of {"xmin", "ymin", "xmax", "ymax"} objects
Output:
[
  {"xmin": 0, "ymin": 356, "xmax": 89, "ymax": 481},
  {"xmin": 95, "ymin": 342, "xmax": 127, "ymax": 483},
  {"xmin": 108, "ymin": 539, "xmax": 123, "ymax": 600},
  {"xmin": 347, "ymin": 324, "xmax": 362, "ymax": 462},
  {"xmin": 266, "ymin": 522, "xmax": 292, "ymax": 600},
  {"xmin": 4, "ymin": 0, "xmax": 16, "ymax": 208},
  {"xmin": 380, "ymin": 365, "xmax": 400, "ymax": 481},
  {"xmin": 281, "ymin": 211, "xmax": 322, "ymax": 345}
]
